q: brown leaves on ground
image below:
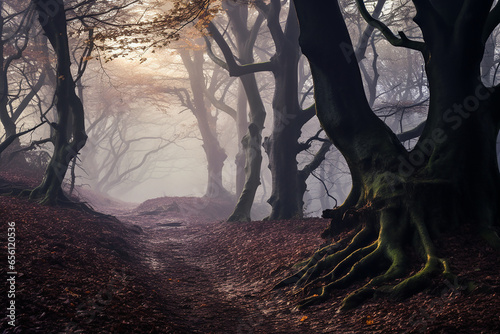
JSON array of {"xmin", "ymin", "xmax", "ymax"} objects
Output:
[
  {"xmin": 0, "ymin": 171, "xmax": 499, "ymax": 333},
  {"xmin": 0, "ymin": 195, "xmax": 187, "ymax": 333}
]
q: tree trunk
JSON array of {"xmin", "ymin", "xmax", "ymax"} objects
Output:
[
  {"xmin": 227, "ymin": 77, "xmax": 266, "ymax": 221},
  {"xmin": 235, "ymin": 81, "xmax": 247, "ymax": 197},
  {"xmin": 318, "ymin": 167, "xmax": 331, "ymax": 211},
  {"xmin": 263, "ymin": 2, "xmax": 305, "ymax": 220},
  {"xmin": 276, "ymin": 0, "xmax": 500, "ymax": 311},
  {"xmin": 223, "ymin": 1, "xmax": 250, "ymax": 198},
  {"xmin": 179, "ymin": 49, "xmax": 230, "ymax": 199},
  {"xmin": 223, "ymin": 3, "xmax": 267, "ymax": 221},
  {"xmin": 29, "ymin": 0, "xmax": 87, "ymax": 205}
]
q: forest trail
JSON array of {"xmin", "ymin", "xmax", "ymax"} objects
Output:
[
  {"xmin": 1, "ymin": 189, "xmax": 498, "ymax": 333},
  {"xmin": 118, "ymin": 210, "xmax": 264, "ymax": 333},
  {"xmin": 110, "ymin": 196, "xmax": 500, "ymax": 334},
  {"xmin": 114, "ymin": 202, "xmax": 313, "ymax": 334}
]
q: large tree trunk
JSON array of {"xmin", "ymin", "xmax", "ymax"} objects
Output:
[
  {"xmin": 224, "ymin": 1, "xmax": 251, "ymax": 199},
  {"xmin": 213, "ymin": 1, "xmax": 329, "ymax": 220},
  {"xmin": 29, "ymin": 0, "xmax": 87, "ymax": 205},
  {"xmin": 263, "ymin": 1, "xmax": 305, "ymax": 220},
  {"xmin": 276, "ymin": 0, "xmax": 500, "ymax": 311},
  {"xmin": 264, "ymin": 0, "xmax": 378, "ymax": 220},
  {"xmin": 227, "ymin": 77, "xmax": 266, "ymax": 221}
]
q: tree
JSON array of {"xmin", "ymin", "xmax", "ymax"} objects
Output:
[
  {"xmin": 276, "ymin": 0, "xmax": 500, "ymax": 311},
  {"xmin": 22, "ymin": 0, "xmax": 152, "ymax": 204},
  {"xmin": 78, "ymin": 0, "xmax": 237, "ymax": 199},
  {"xmin": 0, "ymin": 2, "xmax": 48, "ymax": 161},
  {"xmin": 203, "ymin": 1, "xmax": 252, "ymax": 199},
  {"xmin": 28, "ymin": 0, "xmax": 87, "ymax": 205},
  {"xmin": 205, "ymin": 2, "xmax": 268, "ymax": 221},
  {"xmin": 176, "ymin": 46, "xmax": 233, "ymax": 199},
  {"xmin": 207, "ymin": 0, "xmax": 335, "ymax": 220},
  {"xmin": 80, "ymin": 95, "xmax": 178, "ymax": 197}
]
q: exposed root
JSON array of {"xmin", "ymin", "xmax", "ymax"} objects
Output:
[
  {"xmin": 273, "ymin": 241, "xmax": 343, "ymax": 289},
  {"xmin": 325, "ymin": 241, "xmax": 379, "ymax": 283},
  {"xmin": 16, "ymin": 186, "xmax": 120, "ymax": 223},
  {"xmin": 390, "ymin": 255, "xmax": 452, "ymax": 300},
  {"xmin": 273, "ymin": 223, "xmax": 376, "ymax": 289},
  {"xmin": 276, "ymin": 202, "xmax": 456, "ymax": 311},
  {"xmin": 298, "ymin": 244, "xmax": 384, "ymax": 309}
]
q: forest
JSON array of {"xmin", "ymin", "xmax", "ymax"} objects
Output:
[{"xmin": 0, "ymin": 0, "xmax": 499, "ymax": 332}]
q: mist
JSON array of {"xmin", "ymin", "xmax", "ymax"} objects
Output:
[{"xmin": 2, "ymin": 1, "xmax": 500, "ymax": 332}]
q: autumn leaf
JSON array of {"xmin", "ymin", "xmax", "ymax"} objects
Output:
[
  {"xmin": 300, "ymin": 316, "xmax": 308, "ymax": 322},
  {"xmin": 65, "ymin": 289, "xmax": 81, "ymax": 297},
  {"xmin": 366, "ymin": 315, "xmax": 374, "ymax": 325}
]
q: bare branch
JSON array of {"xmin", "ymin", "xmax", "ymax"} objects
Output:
[
  {"xmin": 206, "ymin": 21, "xmax": 274, "ymax": 77},
  {"xmin": 356, "ymin": 0, "xmax": 426, "ymax": 52},
  {"xmin": 299, "ymin": 140, "xmax": 333, "ymax": 182},
  {"xmin": 397, "ymin": 120, "xmax": 426, "ymax": 142},
  {"xmin": 310, "ymin": 169, "xmax": 338, "ymax": 208},
  {"xmin": 355, "ymin": 0, "xmax": 386, "ymax": 61},
  {"xmin": 204, "ymin": 88, "xmax": 237, "ymax": 120},
  {"xmin": 0, "ymin": 121, "xmax": 47, "ymax": 157}
]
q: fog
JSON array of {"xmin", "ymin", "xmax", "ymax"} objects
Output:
[
  {"xmin": 2, "ymin": 0, "xmax": 500, "ymax": 219},
  {"xmin": 50, "ymin": 49, "xmax": 349, "ymax": 217}
]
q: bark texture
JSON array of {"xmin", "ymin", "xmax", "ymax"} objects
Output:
[
  {"xmin": 212, "ymin": 1, "xmax": 326, "ymax": 220},
  {"xmin": 262, "ymin": 0, "xmax": 311, "ymax": 220},
  {"xmin": 206, "ymin": 3, "xmax": 268, "ymax": 221},
  {"xmin": 275, "ymin": 0, "xmax": 500, "ymax": 310},
  {"xmin": 29, "ymin": 0, "xmax": 87, "ymax": 205}
]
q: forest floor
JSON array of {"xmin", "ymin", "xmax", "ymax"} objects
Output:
[{"xmin": 1, "ymin": 169, "xmax": 500, "ymax": 333}]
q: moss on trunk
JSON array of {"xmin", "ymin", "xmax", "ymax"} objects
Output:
[{"xmin": 275, "ymin": 0, "xmax": 500, "ymax": 310}]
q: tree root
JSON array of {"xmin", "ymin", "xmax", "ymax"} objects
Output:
[
  {"xmin": 274, "ymin": 223, "xmax": 376, "ymax": 289},
  {"xmin": 16, "ymin": 186, "xmax": 121, "ymax": 223},
  {"xmin": 275, "ymin": 204, "xmax": 456, "ymax": 311}
]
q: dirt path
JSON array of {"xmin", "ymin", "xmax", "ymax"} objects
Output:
[
  {"xmin": 116, "ymin": 210, "xmax": 285, "ymax": 333},
  {"xmin": 109, "ymin": 202, "xmax": 386, "ymax": 334},
  {"xmin": 109, "ymin": 200, "xmax": 500, "ymax": 334}
]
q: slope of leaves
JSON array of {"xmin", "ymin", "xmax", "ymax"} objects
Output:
[
  {"xmin": 200, "ymin": 219, "xmax": 500, "ymax": 333},
  {"xmin": 0, "ymin": 195, "xmax": 189, "ymax": 333}
]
